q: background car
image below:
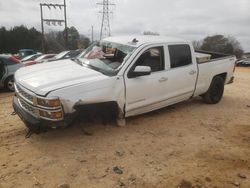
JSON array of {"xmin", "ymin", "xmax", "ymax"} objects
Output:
[
  {"xmin": 17, "ymin": 49, "xmax": 37, "ymax": 59},
  {"xmin": 0, "ymin": 55, "xmax": 23, "ymax": 91},
  {"xmin": 21, "ymin": 53, "xmax": 42, "ymax": 62},
  {"xmin": 22, "ymin": 54, "xmax": 56, "ymax": 66},
  {"xmin": 236, "ymin": 59, "xmax": 250, "ymax": 67},
  {"xmin": 46, "ymin": 49, "xmax": 84, "ymax": 62}
]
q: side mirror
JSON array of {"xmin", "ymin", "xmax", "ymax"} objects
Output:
[{"xmin": 128, "ymin": 66, "xmax": 151, "ymax": 78}]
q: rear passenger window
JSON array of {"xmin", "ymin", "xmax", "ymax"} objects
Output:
[{"xmin": 168, "ymin": 45, "xmax": 192, "ymax": 68}]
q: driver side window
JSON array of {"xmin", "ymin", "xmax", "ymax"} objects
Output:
[{"xmin": 131, "ymin": 46, "xmax": 165, "ymax": 73}]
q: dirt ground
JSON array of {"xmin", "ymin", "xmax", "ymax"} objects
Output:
[{"xmin": 0, "ymin": 67, "xmax": 249, "ymax": 188}]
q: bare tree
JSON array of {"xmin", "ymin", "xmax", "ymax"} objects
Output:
[{"xmin": 192, "ymin": 40, "xmax": 202, "ymax": 50}]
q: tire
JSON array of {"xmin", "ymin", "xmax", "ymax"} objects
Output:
[
  {"xmin": 5, "ymin": 76, "xmax": 15, "ymax": 92},
  {"xmin": 203, "ymin": 76, "xmax": 224, "ymax": 104}
]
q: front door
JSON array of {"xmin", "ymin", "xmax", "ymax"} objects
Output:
[{"xmin": 125, "ymin": 46, "xmax": 168, "ymax": 116}]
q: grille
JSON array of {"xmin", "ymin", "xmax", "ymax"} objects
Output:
[
  {"xmin": 16, "ymin": 84, "xmax": 33, "ymax": 102},
  {"xmin": 18, "ymin": 98, "xmax": 36, "ymax": 115}
]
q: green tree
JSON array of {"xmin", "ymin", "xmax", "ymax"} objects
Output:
[
  {"xmin": 199, "ymin": 35, "xmax": 244, "ymax": 58},
  {"xmin": 0, "ymin": 25, "xmax": 90, "ymax": 54},
  {"xmin": 0, "ymin": 25, "xmax": 42, "ymax": 54}
]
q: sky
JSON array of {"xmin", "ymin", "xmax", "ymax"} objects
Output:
[{"xmin": 0, "ymin": 0, "xmax": 250, "ymax": 51}]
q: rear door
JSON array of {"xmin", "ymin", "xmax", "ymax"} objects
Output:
[{"xmin": 164, "ymin": 44, "xmax": 198, "ymax": 103}]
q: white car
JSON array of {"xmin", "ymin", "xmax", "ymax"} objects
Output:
[
  {"xmin": 237, "ymin": 59, "xmax": 250, "ymax": 66},
  {"xmin": 13, "ymin": 36, "xmax": 236, "ymax": 132}
]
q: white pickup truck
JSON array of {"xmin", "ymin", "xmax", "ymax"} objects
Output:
[{"xmin": 13, "ymin": 36, "xmax": 236, "ymax": 131}]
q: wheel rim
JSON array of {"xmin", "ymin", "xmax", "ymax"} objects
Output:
[{"xmin": 8, "ymin": 79, "xmax": 14, "ymax": 91}]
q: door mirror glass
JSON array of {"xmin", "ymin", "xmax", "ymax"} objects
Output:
[{"xmin": 128, "ymin": 66, "xmax": 151, "ymax": 78}]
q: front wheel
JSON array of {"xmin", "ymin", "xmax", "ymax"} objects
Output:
[
  {"xmin": 5, "ymin": 76, "xmax": 15, "ymax": 92},
  {"xmin": 203, "ymin": 76, "xmax": 224, "ymax": 104}
]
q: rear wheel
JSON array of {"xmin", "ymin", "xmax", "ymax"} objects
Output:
[
  {"xmin": 5, "ymin": 76, "xmax": 15, "ymax": 92},
  {"xmin": 203, "ymin": 76, "xmax": 224, "ymax": 104}
]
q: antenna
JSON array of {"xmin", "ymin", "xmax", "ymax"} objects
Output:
[{"xmin": 97, "ymin": 0, "xmax": 115, "ymax": 40}]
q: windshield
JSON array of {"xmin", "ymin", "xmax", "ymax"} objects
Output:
[{"xmin": 77, "ymin": 41, "xmax": 136, "ymax": 76}]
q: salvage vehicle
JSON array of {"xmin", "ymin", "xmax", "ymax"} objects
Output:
[
  {"xmin": 22, "ymin": 54, "xmax": 56, "ymax": 66},
  {"xmin": 21, "ymin": 53, "xmax": 42, "ymax": 62},
  {"xmin": 0, "ymin": 55, "xmax": 23, "ymax": 91},
  {"xmin": 17, "ymin": 49, "xmax": 37, "ymax": 59},
  {"xmin": 13, "ymin": 36, "xmax": 236, "ymax": 131},
  {"xmin": 45, "ymin": 50, "xmax": 83, "ymax": 62},
  {"xmin": 236, "ymin": 59, "xmax": 250, "ymax": 67}
]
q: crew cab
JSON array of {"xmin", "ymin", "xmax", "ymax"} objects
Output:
[{"xmin": 13, "ymin": 36, "xmax": 236, "ymax": 131}]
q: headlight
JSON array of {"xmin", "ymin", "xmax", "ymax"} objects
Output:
[
  {"xmin": 37, "ymin": 97, "xmax": 61, "ymax": 108},
  {"xmin": 39, "ymin": 110, "xmax": 63, "ymax": 120}
]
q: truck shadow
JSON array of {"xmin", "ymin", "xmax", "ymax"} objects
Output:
[{"xmin": 28, "ymin": 97, "xmax": 206, "ymax": 140}]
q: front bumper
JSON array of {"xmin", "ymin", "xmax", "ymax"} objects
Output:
[{"xmin": 13, "ymin": 96, "xmax": 75, "ymax": 130}]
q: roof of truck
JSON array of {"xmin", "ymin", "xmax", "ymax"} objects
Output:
[{"xmin": 103, "ymin": 35, "xmax": 188, "ymax": 47}]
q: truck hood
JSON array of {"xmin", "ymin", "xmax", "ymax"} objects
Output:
[{"xmin": 15, "ymin": 59, "xmax": 108, "ymax": 96}]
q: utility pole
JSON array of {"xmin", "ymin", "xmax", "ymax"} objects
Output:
[
  {"xmin": 39, "ymin": 1, "xmax": 68, "ymax": 52},
  {"xmin": 64, "ymin": 0, "xmax": 68, "ymax": 49},
  {"xmin": 40, "ymin": 4, "xmax": 45, "ymax": 53},
  {"xmin": 97, "ymin": 0, "xmax": 115, "ymax": 40},
  {"xmin": 91, "ymin": 25, "xmax": 94, "ymax": 43}
]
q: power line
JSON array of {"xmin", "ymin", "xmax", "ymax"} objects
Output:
[
  {"xmin": 40, "ymin": 0, "xmax": 68, "ymax": 53},
  {"xmin": 97, "ymin": 0, "xmax": 115, "ymax": 40}
]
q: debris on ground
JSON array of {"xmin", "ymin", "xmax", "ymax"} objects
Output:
[
  {"xmin": 205, "ymin": 177, "xmax": 212, "ymax": 182},
  {"xmin": 81, "ymin": 128, "xmax": 94, "ymax": 136},
  {"xmin": 58, "ymin": 183, "xmax": 70, "ymax": 188},
  {"xmin": 237, "ymin": 173, "xmax": 247, "ymax": 179},
  {"xmin": 177, "ymin": 180, "xmax": 192, "ymax": 188},
  {"xmin": 117, "ymin": 180, "xmax": 125, "ymax": 187},
  {"xmin": 128, "ymin": 174, "xmax": 137, "ymax": 184},
  {"xmin": 113, "ymin": 166, "xmax": 123, "ymax": 174},
  {"xmin": 231, "ymin": 181, "xmax": 240, "ymax": 187},
  {"xmin": 115, "ymin": 149, "xmax": 125, "ymax": 157}
]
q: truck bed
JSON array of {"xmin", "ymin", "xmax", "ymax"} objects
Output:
[{"xmin": 195, "ymin": 50, "xmax": 235, "ymax": 64}]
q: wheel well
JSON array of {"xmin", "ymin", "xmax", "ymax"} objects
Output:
[
  {"xmin": 4, "ymin": 75, "xmax": 14, "ymax": 86},
  {"xmin": 73, "ymin": 101, "xmax": 119, "ymax": 122},
  {"xmin": 201, "ymin": 72, "xmax": 227, "ymax": 97},
  {"xmin": 214, "ymin": 73, "xmax": 227, "ymax": 83}
]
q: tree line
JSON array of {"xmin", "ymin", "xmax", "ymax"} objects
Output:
[
  {"xmin": 0, "ymin": 26, "xmax": 244, "ymax": 58},
  {"xmin": 0, "ymin": 25, "xmax": 90, "ymax": 54},
  {"xmin": 193, "ymin": 35, "xmax": 244, "ymax": 58},
  {"xmin": 144, "ymin": 31, "xmax": 244, "ymax": 58}
]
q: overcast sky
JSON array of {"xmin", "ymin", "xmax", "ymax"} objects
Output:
[{"xmin": 0, "ymin": 0, "xmax": 249, "ymax": 51}]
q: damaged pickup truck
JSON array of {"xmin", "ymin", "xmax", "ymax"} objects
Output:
[{"xmin": 13, "ymin": 36, "xmax": 236, "ymax": 131}]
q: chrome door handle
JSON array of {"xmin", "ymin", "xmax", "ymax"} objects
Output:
[
  {"xmin": 189, "ymin": 70, "xmax": 197, "ymax": 75},
  {"xmin": 159, "ymin": 77, "xmax": 168, "ymax": 82}
]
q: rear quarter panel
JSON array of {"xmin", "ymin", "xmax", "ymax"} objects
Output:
[{"xmin": 194, "ymin": 56, "xmax": 236, "ymax": 96}]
